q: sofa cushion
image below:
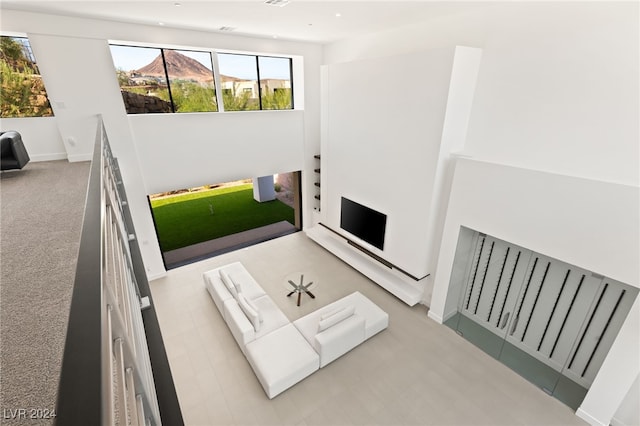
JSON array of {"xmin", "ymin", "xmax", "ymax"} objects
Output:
[
  {"xmin": 244, "ymin": 295, "xmax": 264, "ymax": 323},
  {"xmin": 219, "ymin": 269, "xmax": 239, "ymax": 300},
  {"xmin": 340, "ymin": 292, "xmax": 389, "ymax": 339},
  {"xmin": 229, "ymin": 273, "xmax": 244, "ymax": 295},
  {"xmin": 250, "ymin": 295, "xmax": 289, "ymax": 339},
  {"xmin": 238, "ymin": 293, "xmax": 261, "ymax": 332},
  {"xmin": 320, "ymin": 305, "xmax": 346, "ymax": 321},
  {"xmin": 231, "ymin": 272, "xmax": 266, "ymax": 301},
  {"xmin": 317, "ymin": 305, "xmax": 355, "ymax": 332},
  {"xmin": 245, "ymin": 324, "xmax": 319, "ymax": 399},
  {"xmin": 218, "ymin": 262, "xmax": 266, "ymax": 301}
]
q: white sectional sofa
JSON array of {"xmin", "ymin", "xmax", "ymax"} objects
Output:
[{"xmin": 204, "ymin": 261, "xmax": 388, "ymax": 398}]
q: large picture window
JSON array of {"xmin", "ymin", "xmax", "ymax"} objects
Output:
[
  {"xmin": 0, "ymin": 36, "xmax": 53, "ymax": 118},
  {"xmin": 218, "ymin": 53, "xmax": 293, "ymax": 111},
  {"xmin": 110, "ymin": 45, "xmax": 217, "ymax": 114},
  {"xmin": 110, "ymin": 44, "xmax": 293, "ymax": 114}
]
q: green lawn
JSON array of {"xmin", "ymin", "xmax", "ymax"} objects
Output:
[{"xmin": 150, "ymin": 184, "xmax": 294, "ymax": 252}]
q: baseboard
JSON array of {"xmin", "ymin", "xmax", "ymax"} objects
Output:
[
  {"xmin": 427, "ymin": 310, "xmax": 443, "ymax": 324},
  {"xmin": 576, "ymin": 407, "xmax": 606, "ymax": 426},
  {"xmin": 68, "ymin": 153, "xmax": 93, "ymax": 162},
  {"xmin": 30, "ymin": 153, "xmax": 68, "ymax": 162}
]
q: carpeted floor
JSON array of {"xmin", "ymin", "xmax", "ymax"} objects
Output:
[{"xmin": 0, "ymin": 160, "xmax": 90, "ymax": 424}]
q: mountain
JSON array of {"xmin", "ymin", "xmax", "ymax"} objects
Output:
[{"xmin": 135, "ymin": 50, "xmax": 214, "ymax": 83}]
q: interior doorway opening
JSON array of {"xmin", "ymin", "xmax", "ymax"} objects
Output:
[{"xmin": 149, "ymin": 171, "xmax": 302, "ymax": 269}]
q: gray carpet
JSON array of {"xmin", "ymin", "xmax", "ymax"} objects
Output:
[{"xmin": 0, "ymin": 160, "xmax": 90, "ymax": 424}]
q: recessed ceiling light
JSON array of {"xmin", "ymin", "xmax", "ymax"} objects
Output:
[
  {"xmin": 158, "ymin": 22, "xmax": 165, "ymax": 26},
  {"xmin": 272, "ymin": 35, "xmax": 278, "ymax": 39},
  {"xmin": 264, "ymin": 0, "xmax": 290, "ymax": 7},
  {"xmin": 336, "ymin": 13, "xmax": 342, "ymax": 17}
]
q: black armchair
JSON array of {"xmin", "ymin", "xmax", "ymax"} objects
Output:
[{"xmin": 1, "ymin": 131, "xmax": 30, "ymax": 170}]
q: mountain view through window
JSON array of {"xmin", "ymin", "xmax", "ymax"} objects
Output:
[{"xmin": 110, "ymin": 45, "xmax": 293, "ymax": 114}]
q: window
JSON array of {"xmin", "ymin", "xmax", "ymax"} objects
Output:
[
  {"xmin": 164, "ymin": 49, "xmax": 217, "ymax": 113},
  {"xmin": 217, "ymin": 53, "xmax": 259, "ymax": 111},
  {"xmin": 218, "ymin": 53, "xmax": 293, "ymax": 111},
  {"xmin": 258, "ymin": 56, "xmax": 293, "ymax": 110},
  {"xmin": 0, "ymin": 36, "xmax": 53, "ymax": 118},
  {"xmin": 110, "ymin": 44, "xmax": 293, "ymax": 114},
  {"xmin": 109, "ymin": 45, "xmax": 217, "ymax": 114}
]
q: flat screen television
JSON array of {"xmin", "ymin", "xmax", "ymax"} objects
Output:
[{"xmin": 340, "ymin": 197, "xmax": 387, "ymax": 250}]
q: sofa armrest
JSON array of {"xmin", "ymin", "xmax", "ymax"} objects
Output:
[
  {"xmin": 314, "ymin": 314, "xmax": 366, "ymax": 367},
  {"xmin": 223, "ymin": 299, "xmax": 255, "ymax": 354}
]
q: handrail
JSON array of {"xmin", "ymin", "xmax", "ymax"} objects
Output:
[
  {"xmin": 55, "ymin": 118, "xmax": 104, "ymax": 425},
  {"xmin": 56, "ymin": 117, "xmax": 183, "ymax": 425}
]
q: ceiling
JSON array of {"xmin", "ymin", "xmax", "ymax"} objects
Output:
[{"xmin": 1, "ymin": 1, "xmax": 490, "ymax": 44}]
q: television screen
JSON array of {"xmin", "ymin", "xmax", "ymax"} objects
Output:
[{"xmin": 340, "ymin": 197, "xmax": 387, "ymax": 250}]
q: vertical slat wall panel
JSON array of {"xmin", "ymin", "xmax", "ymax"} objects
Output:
[
  {"xmin": 458, "ymin": 230, "xmax": 638, "ymax": 390},
  {"xmin": 564, "ymin": 281, "xmax": 636, "ymax": 387}
]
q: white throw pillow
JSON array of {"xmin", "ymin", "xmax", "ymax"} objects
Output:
[
  {"xmin": 320, "ymin": 305, "xmax": 348, "ymax": 321},
  {"xmin": 219, "ymin": 269, "xmax": 238, "ymax": 299},
  {"xmin": 243, "ymin": 296, "xmax": 264, "ymax": 323},
  {"xmin": 238, "ymin": 293, "xmax": 261, "ymax": 332},
  {"xmin": 318, "ymin": 305, "xmax": 356, "ymax": 333},
  {"xmin": 229, "ymin": 274, "xmax": 243, "ymax": 295}
]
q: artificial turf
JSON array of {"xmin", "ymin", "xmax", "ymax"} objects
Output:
[{"xmin": 150, "ymin": 183, "xmax": 294, "ymax": 252}]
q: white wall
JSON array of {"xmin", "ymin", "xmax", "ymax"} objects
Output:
[
  {"xmin": 325, "ymin": 2, "xmax": 639, "ymax": 187},
  {"xmin": 612, "ymin": 374, "xmax": 640, "ymax": 426},
  {"xmin": 1, "ymin": 9, "xmax": 322, "ymax": 279},
  {"xmin": 463, "ymin": 3, "xmax": 638, "ymax": 186},
  {"xmin": 321, "ymin": 46, "xmax": 481, "ymax": 297},
  {"xmin": 130, "ymin": 111, "xmax": 304, "ymax": 194},
  {"xmin": 429, "ymin": 158, "xmax": 639, "ymax": 426},
  {"xmin": 0, "ymin": 117, "xmax": 66, "ymax": 161},
  {"xmin": 322, "ymin": 48, "xmax": 456, "ymax": 278},
  {"xmin": 431, "ymin": 158, "xmax": 639, "ymax": 322},
  {"xmin": 325, "ymin": 2, "xmax": 638, "ymax": 425},
  {"xmin": 24, "ymin": 33, "xmax": 167, "ymax": 277}
]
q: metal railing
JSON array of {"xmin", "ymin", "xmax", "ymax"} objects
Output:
[{"xmin": 56, "ymin": 118, "xmax": 182, "ymax": 425}]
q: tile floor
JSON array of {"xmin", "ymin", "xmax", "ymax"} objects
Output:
[{"xmin": 149, "ymin": 232, "xmax": 586, "ymax": 426}]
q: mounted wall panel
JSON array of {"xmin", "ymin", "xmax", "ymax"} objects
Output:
[{"xmin": 315, "ymin": 46, "xmax": 481, "ymax": 303}]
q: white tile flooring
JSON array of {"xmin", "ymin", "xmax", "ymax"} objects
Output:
[{"xmin": 149, "ymin": 232, "xmax": 587, "ymax": 426}]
